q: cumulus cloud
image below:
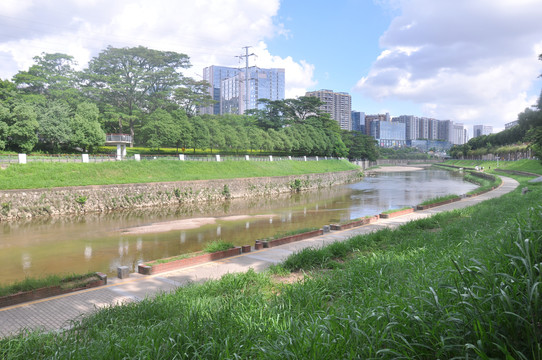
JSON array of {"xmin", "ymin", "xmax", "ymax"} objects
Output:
[
  {"xmin": 356, "ymin": 0, "xmax": 542, "ymax": 129},
  {"xmin": 0, "ymin": 0, "xmax": 315, "ymax": 97}
]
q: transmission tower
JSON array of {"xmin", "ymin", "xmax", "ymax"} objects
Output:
[{"xmin": 236, "ymin": 46, "xmax": 256, "ymax": 113}]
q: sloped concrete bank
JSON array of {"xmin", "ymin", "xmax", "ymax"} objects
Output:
[{"xmin": 0, "ymin": 170, "xmax": 362, "ymax": 221}]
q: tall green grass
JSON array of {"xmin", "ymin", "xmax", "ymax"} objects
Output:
[
  {"xmin": 0, "ymin": 159, "xmax": 358, "ymax": 190},
  {"xmin": 1, "ymin": 179, "xmax": 540, "ymax": 359}
]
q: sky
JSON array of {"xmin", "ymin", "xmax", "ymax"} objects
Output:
[{"xmin": 1, "ymin": 0, "xmax": 541, "ymax": 134}]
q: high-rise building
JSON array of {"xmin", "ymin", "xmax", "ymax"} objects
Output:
[
  {"xmin": 351, "ymin": 111, "xmax": 365, "ymax": 132},
  {"xmin": 473, "ymin": 125, "xmax": 493, "ymax": 137},
  {"xmin": 364, "ymin": 113, "xmax": 390, "ymax": 136},
  {"xmin": 305, "ymin": 89, "xmax": 352, "ymax": 130},
  {"xmin": 202, "ymin": 65, "xmax": 285, "ymax": 115},
  {"xmin": 370, "ymin": 120, "xmax": 406, "ymax": 148},
  {"xmin": 392, "ymin": 115, "xmax": 419, "ymax": 140}
]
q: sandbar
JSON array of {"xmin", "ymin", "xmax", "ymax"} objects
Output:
[
  {"xmin": 122, "ymin": 214, "xmax": 277, "ymax": 234},
  {"xmin": 368, "ymin": 166, "xmax": 424, "ymax": 173}
]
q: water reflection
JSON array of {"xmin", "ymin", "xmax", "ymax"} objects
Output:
[{"xmin": 0, "ymin": 169, "xmax": 477, "ymax": 285}]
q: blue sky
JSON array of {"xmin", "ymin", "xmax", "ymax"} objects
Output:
[{"xmin": 1, "ymin": 0, "xmax": 541, "ymax": 133}]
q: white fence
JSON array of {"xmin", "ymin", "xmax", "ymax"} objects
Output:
[{"xmin": 0, "ymin": 153, "xmax": 341, "ymax": 165}]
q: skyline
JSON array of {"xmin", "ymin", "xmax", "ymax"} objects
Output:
[{"xmin": 1, "ymin": 0, "xmax": 541, "ymax": 133}]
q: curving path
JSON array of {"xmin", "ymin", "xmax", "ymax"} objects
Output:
[{"xmin": 0, "ymin": 176, "xmax": 519, "ymax": 338}]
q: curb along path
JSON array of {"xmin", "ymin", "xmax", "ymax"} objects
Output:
[{"xmin": 0, "ymin": 176, "xmax": 519, "ymax": 338}]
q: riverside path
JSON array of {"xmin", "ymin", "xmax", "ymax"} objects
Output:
[{"xmin": 0, "ymin": 175, "xmax": 519, "ymax": 338}]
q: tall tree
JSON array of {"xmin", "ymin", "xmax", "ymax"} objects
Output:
[
  {"xmin": 0, "ymin": 104, "xmax": 9, "ymax": 150},
  {"xmin": 140, "ymin": 109, "xmax": 176, "ymax": 150},
  {"xmin": 70, "ymin": 102, "xmax": 106, "ymax": 152},
  {"xmin": 7, "ymin": 104, "xmax": 39, "ymax": 153},
  {"xmin": 173, "ymin": 78, "xmax": 215, "ymax": 117},
  {"xmin": 12, "ymin": 53, "xmax": 80, "ymax": 105},
  {"xmin": 188, "ymin": 116, "xmax": 210, "ymax": 153},
  {"xmin": 83, "ymin": 46, "xmax": 190, "ymax": 144},
  {"xmin": 38, "ymin": 101, "xmax": 72, "ymax": 152}
]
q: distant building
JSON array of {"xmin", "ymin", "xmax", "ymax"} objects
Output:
[
  {"xmin": 351, "ymin": 111, "xmax": 365, "ymax": 132},
  {"xmin": 370, "ymin": 120, "xmax": 406, "ymax": 148},
  {"xmin": 305, "ymin": 89, "xmax": 352, "ymax": 130},
  {"xmin": 202, "ymin": 65, "xmax": 285, "ymax": 115},
  {"xmin": 505, "ymin": 121, "xmax": 519, "ymax": 129},
  {"xmin": 408, "ymin": 139, "xmax": 452, "ymax": 152},
  {"xmin": 392, "ymin": 115, "xmax": 419, "ymax": 140},
  {"xmin": 364, "ymin": 113, "xmax": 390, "ymax": 136},
  {"xmin": 473, "ymin": 125, "xmax": 493, "ymax": 138}
]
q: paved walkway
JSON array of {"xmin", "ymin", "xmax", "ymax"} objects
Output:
[{"xmin": 0, "ymin": 176, "xmax": 519, "ymax": 338}]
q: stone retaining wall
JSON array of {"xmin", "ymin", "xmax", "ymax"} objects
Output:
[{"xmin": 0, "ymin": 170, "xmax": 361, "ymax": 221}]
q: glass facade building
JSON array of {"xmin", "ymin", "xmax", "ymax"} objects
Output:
[{"xmin": 203, "ymin": 65, "xmax": 285, "ymax": 115}]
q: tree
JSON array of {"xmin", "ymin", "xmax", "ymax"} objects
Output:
[
  {"xmin": 0, "ymin": 104, "xmax": 9, "ymax": 150},
  {"xmin": 171, "ymin": 110, "xmax": 192, "ymax": 153},
  {"xmin": 70, "ymin": 102, "xmax": 106, "ymax": 152},
  {"xmin": 342, "ymin": 130, "xmax": 379, "ymax": 160},
  {"xmin": 12, "ymin": 53, "xmax": 80, "ymax": 105},
  {"xmin": 207, "ymin": 118, "xmax": 225, "ymax": 154},
  {"xmin": 173, "ymin": 78, "xmax": 215, "ymax": 117},
  {"xmin": 140, "ymin": 109, "xmax": 176, "ymax": 150},
  {"xmin": 38, "ymin": 101, "xmax": 72, "ymax": 152},
  {"xmin": 84, "ymin": 46, "xmax": 191, "ymax": 144},
  {"xmin": 188, "ymin": 116, "xmax": 210, "ymax": 153},
  {"xmin": 8, "ymin": 104, "xmax": 39, "ymax": 153}
]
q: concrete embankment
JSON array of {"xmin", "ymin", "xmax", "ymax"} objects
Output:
[{"xmin": 0, "ymin": 170, "xmax": 362, "ymax": 221}]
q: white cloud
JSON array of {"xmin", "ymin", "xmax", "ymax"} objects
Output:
[
  {"xmin": 0, "ymin": 0, "xmax": 315, "ymax": 98},
  {"xmin": 356, "ymin": 0, "xmax": 542, "ymax": 129}
]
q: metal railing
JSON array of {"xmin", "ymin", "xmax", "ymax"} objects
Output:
[{"xmin": 105, "ymin": 134, "xmax": 132, "ymax": 143}]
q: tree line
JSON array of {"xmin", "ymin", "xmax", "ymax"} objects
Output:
[{"xmin": 0, "ymin": 46, "xmax": 379, "ymax": 160}]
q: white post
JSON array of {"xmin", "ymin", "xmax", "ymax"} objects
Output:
[
  {"xmin": 116, "ymin": 145, "xmax": 122, "ymax": 160},
  {"xmin": 304, "ymin": 156, "xmax": 307, "ymax": 161},
  {"xmin": 134, "ymin": 154, "xmax": 141, "ymax": 161},
  {"xmin": 288, "ymin": 156, "xmax": 292, "ymax": 160},
  {"xmin": 122, "ymin": 145, "xmax": 127, "ymax": 158},
  {"xmin": 179, "ymin": 154, "xmax": 185, "ymax": 161},
  {"xmin": 269, "ymin": 155, "xmax": 273, "ymax": 162},
  {"xmin": 216, "ymin": 154, "xmax": 221, "ymax": 162},
  {"xmin": 82, "ymin": 154, "xmax": 89, "ymax": 163},
  {"xmin": 245, "ymin": 155, "xmax": 250, "ymax": 161},
  {"xmin": 316, "ymin": 156, "xmax": 319, "ymax": 161},
  {"xmin": 18, "ymin": 154, "xmax": 27, "ymax": 164}
]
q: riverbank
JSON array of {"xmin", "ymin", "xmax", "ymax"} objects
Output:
[
  {"xmin": 0, "ymin": 160, "xmax": 360, "ymax": 221},
  {"xmin": 2, "ymin": 174, "xmax": 538, "ymax": 359}
]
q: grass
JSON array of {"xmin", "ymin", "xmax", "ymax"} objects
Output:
[
  {"xmin": 0, "ymin": 272, "xmax": 100, "ymax": 297},
  {"xmin": 444, "ymin": 159, "xmax": 542, "ymax": 175},
  {"xmin": 418, "ymin": 194, "xmax": 461, "ymax": 206},
  {"xmin": 202, "ymin": 240, "xmax": 235, "ymax": 253},
  {"xmin": 147, "ymin": 241, "xmax": 235, "ymax": 266},
  {"xmin": 0, "ymin": 159, "xmax": 358, "ymax": 190},
  {"xmin": 381, "ymin": 206, "xmax": 412, "ymax": 215},
  {"xmin": 463, "ymin": 171, "xmax": 502, "ymax": 195}
]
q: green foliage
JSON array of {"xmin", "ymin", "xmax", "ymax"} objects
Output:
[
  {"xmin": 70, "ymin": 102, "xmax": 106, "ymax": 152},
  {"xmin": 75, "ymin": 195, "xmax": 87, "ymax": 205},
  {"xmin": 341, "ymin": 130, "xmax": 379, "ymax": 160},
  {"xmin": 8, "ymin": 103, "xmax": 39, "ymax": 153},
  {"xmin": 203, "ymin": 240, "xmax": 235, "ymax": 253},
  {"xmin": 221, "ymin": 184, "xmax": 231, "ymax": 199}
]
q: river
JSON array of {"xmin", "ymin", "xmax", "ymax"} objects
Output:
[{"xmin": 0, "ymin": 167, "xmax": 477, "ymax": 285}]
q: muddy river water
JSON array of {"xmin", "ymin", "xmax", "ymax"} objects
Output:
[{"xmin": 0, "ymin": 167, "xmax": 477, "ymax": 285}]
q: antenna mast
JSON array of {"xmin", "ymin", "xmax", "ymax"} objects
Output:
[{"xmin": 238, "ymin": 46, "xmax": 256, "ymax": 113}]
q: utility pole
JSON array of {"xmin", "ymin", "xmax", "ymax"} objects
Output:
[{"xmin": 237, "ymin": 46, "xmax": 256, "ymax": 113}]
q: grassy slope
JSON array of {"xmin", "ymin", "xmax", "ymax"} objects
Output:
[
  {"xmin": 0, "ymin": 159, "xmax": 358, "ymax": 190},
  {"xmin": 445, "ymin": 159, "xmax": 542, "ymax": 174},
  {"xmin": 1, "ymin": 168, "xmax": 540, "ymax": 358}
]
